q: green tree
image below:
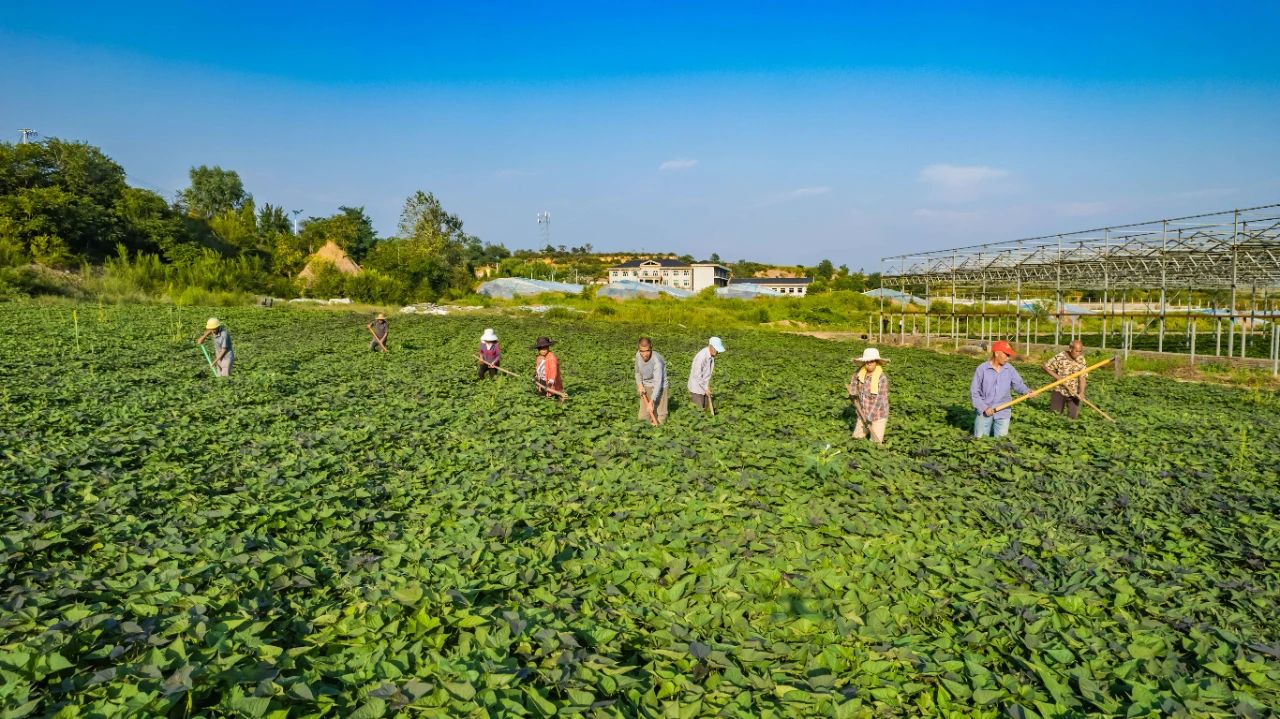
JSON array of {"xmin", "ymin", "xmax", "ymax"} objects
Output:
[
  {"xmin": 207, "ymin": 199, "xmax": 258, "ymax": 252},
  {"xmin": 296, "ymin": 207, "xmax": 377, "ymax": 261},
  {"xmin": 178, "ymin": 165, "xmax": 248, "ymax": 219},
  {"xmin": 363, "ymin": 191, "xmax": 479, "ymax": 300},
  {"xmin": 258, "ymin": 203, "xmax": 292, "ymax": 236},
  {"xmin": 337, "ymin": 206, "xmax": 378, "ymax": 262},
  {"xmin": 815, "ymin": 259, "xmax": 835, "ymax": 279},
  {"xmin": 0, "ymin": 139, "xmax": 134, "ymax": 260}
]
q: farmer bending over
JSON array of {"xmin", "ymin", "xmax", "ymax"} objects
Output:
[
  {"xmin": 478, "ymin": 328, "xmax": 501, "ymax": 379},
  {"xmin": 1043, "ymin": 340, "xmax": 1087, "ymax": 419},
  {"xmin": 367, "ymin": 313, "xmax": 389, "ymax": 352},
  {"xmin": 847, "ymin": 348, "xmax": 889, "ymax": 443},
  {"xmin": 532, "ymin": 336, "xmax": 564, "ymax": 401},
  {"xmin": 196, "ymin": 317, "xmax": 234, "ymax": 377},
  {"xmin": 970, "ymin": 340, "xmax": 1030, "ymax": 438},
  {"xmin": 634, "ymin": 337, "xmax": 668, "ymax": 425},
  {"xmin": 688, "ymin": 337, "xmax": 724, "ymax": 411}
]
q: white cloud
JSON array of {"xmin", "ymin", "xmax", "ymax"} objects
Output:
[
  {"xmin": 756, "ymin": 186, "xmax": 833, "ymax": 207},
  {"xmin": 659, "ymin": 158, "xmax": 698, "ymax": 172},
  {"xmin": 788, "ymin": 186, "xmax": 831, "ymax": 198},
  {"xmin": 919, "ymin": 164, "xmax": 1012, "ymax": 202}
]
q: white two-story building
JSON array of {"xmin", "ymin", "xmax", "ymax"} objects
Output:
[{"xmin": 607, "ymin": 259, "xmax": 731, "ymax": 292}]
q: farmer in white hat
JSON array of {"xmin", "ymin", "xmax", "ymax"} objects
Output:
[
  {"xmin": 195, "ymin": 317, "xmax": 234, "ymax": 376},
  {"xmin": 847, "ymin": 347, "xmax": 889, "ymax": 443},
  {"xmin": 367, "ymin": 313, "xmax": 389, "ymax": 352},
  {"xmin": 477, "ymin": 328, "xmax": 501, "ymax": 379},
  {"xmin": 688, "ymin": 337, "xmax": 725, "ymax": 411}
]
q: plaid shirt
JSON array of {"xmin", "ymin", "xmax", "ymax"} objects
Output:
[
  {"xmin": 1045, "ymin": 351, "xmax": 1087, "ymax": 397},
  {"xmin": 849, "ymin": 371, "xmax": 890, "ymax": 422}
]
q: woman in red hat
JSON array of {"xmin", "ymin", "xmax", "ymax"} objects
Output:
[{"xmin": 969, "ymin": 340, "xmax": 1031, "ymax": 438}]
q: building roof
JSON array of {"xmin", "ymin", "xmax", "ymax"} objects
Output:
[
  {"xmin": 731, "ymin": 277, "xmax": 812, "ymax": 285},
  {"xmin": 610, "ymin": 258, "xmax": 689, "ymax": 269}
]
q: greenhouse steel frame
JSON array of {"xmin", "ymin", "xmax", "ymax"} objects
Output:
[{"xmin": 878, "ymin": 204, "xmax": 1280, "ymax": 374}]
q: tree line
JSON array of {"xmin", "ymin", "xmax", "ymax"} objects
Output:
[{"xmin": 0, "ymin": 138, "xmax": 509, "ymax": 303}]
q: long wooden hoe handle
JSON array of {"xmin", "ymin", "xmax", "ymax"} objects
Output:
[
  {"xmin": 368, "ymin": 326, "xmax": 389, "ymax": 351},
  {"xmin": 476, "ymin": 354, "xmax": 569, "ymax": 399},
  {"xmin": 995, "ymin": 357, "xmax": 1113, "ymax": 413},
  {"xmin": 1079, "ymin": 396, "xmax": 1116, "ymax": 422},
  {"xmin": 641, "ymin": 390, "xmax": 659, "ymax": 425}
]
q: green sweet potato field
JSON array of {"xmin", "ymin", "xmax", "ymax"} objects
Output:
[{"xmin": 1, "ymin": 303, "xmax": 1278, "ymax": 718}]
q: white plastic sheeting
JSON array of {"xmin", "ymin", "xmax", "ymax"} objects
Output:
[
  {"xmin": 596, "ymin": 280, "xmax": 694, "ymax": 300},
  {"xmin": 716, "ymin": 284, "xmax": 782, "ymax": 299},
  {"xmin": 476, "ymin": 277, "xmax": 585, "ymax": 299}
]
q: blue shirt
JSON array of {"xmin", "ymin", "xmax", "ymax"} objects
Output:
[{"xmin": 970, "ymin": 361, "xmax": 1031, "ymax": 419}]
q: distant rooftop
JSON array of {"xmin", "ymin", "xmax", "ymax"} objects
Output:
[
  {"xmin": 610, "ymin": 258, "xmax": 689, "ymax": 268},
  {"xmin": 732, "ymin": 277, "xmax": 812, "ymax": 285}
]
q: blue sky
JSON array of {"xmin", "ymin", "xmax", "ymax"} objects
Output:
[{"xmin": 3, "ymin": 1, "xmax": 1279, "ymax": 268}]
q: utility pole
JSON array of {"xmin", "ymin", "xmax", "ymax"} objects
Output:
[
  {"xmin": 291, "ymin": 209, "xmax": 303, "ymax": 235},
  {"xmin": 18, "ymin": 129, "xmax": 38, "ymax": 144}
]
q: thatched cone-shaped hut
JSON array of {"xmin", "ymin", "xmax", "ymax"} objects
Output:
[{"xmin": 297, "ymin": 241, "xmax": 362, "ymax": 284}]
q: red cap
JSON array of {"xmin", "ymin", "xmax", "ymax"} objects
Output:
[{"xmin": 991, "ymin": 340, "xmax": 1017, "ymax": 356}]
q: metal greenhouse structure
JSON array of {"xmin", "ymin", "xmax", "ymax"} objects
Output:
[{"xmin": 878, "ymin": 204, "xmax": 1280, "ymax": 374}]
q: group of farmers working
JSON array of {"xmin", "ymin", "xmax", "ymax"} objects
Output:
[
  {"xmin": 475, "ymin": 329, "xmax": 725, "ymax": 421},
  {"xmin": 846, "ymin": 338, "xmax": 1094, "ymax": 442},
  {"xmin": 197, "ymin": 314, "xmax": 1095, "ymax": 438}
]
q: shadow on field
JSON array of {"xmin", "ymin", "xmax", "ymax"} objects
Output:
[{"xmin": 944, "ymin": 405, "xmax": 973, "ymax": 431}]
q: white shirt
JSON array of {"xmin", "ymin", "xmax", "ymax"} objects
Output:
[{"xmin": 687, "ymin": 346, "xmax": 715, "ymax": 394}]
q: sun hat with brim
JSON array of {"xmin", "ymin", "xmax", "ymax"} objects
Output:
[
  {"xmin": 991, "ymin": 340, "xmax": 1017, "ymax": 357},
  {"xmin": 481, "ymin": 328, "xmax": 498, "ymax": 342},
  {"xmin": 205, "ymin": 317, "xmax": 222, "ymax": 330},
  {"xmin": 376, "ymin": 313, "xmax": 386, "ymax": 320},
  {"xmin": 709, "ymin": 337, "xmax": 726, "ymax": 353},
  {"xmin": 530, "ymin": 336, "xmax": 554, "ymax": 349},
  {"xmin": 856, "ymin": 348, "xmax": 888, "ymax": 363}
]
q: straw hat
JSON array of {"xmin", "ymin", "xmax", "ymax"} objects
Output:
[
  {"xmin": 375, "ymin": 313, "xmax": 386, "ymax": 320},
  {"xmin": 481, "ymin": 328, "xmax": 499, "ymax": 342},
  {"xmin": 205, "ymin": 317, "xmax": 222, "ymax": 330},
  {"xmin": 855, "ymin": 348, "xmax": 888, "ymax": 363},
  {"xmin": 530, "ymin": 336, "xmax": 554, "ymax": 349}
]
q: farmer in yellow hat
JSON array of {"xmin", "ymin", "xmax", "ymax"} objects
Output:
[
  {"xmin": 367, "ymin": 313, "xmax": 389, "ymax": 352},
  {"xmin": 196, "ymin": 317, "xmax": 234, "ymax": 376},
  {"xmin": 847, "ymin": 347, "xmax": 889, "ymax": 443}
]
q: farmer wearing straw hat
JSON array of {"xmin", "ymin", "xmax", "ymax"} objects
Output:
[
  {"xmin": 531, "ymin": 336, "xmax": 563, "ymax": 400},
  {"xmin": 367, "ymin": 313, "xmax": 389, "ymax": 352},
  {"xmin": 634, "ymin": 337, "xmax": 668, "ymax": 425},
  {"xmin": 847, "ymin": 348, "xmax": 890, "ymax": 443},
  {"xmin": 971, "ymin": 340, "xmax": 1031, "ymax": 438},
  {"xmin": 688, "ymin": 337, "xmax": 724, "ymax": 411},
  {"xmin": 195, "ymin": 317, "xmax": 234, "ymax": 376},
  {"xmin": 478, "ymin": 328, "xmax": 501, "ymax": 380}
]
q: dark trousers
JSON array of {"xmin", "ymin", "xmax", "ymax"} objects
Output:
[
  {"xmin": 477, "ymin": 362, "xmax": 499, "ymax": 379},
  {"xmin": 689, "ymin": 392, "xmax": 709, "ymax": 410},
  {"xmin": 1050, "ymin": 391, "xmax": 1080, "ymax": 419}
]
